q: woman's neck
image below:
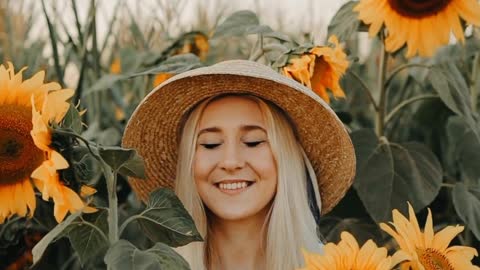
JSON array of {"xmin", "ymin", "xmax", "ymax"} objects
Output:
[{"xmin": 208, "ymin": 207, "xmax": 270, "ymax": 270}]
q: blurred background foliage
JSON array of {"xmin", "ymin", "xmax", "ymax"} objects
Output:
[{"xmin": 1, "ymin": 0, "xmax": 479, "ymax": 269}]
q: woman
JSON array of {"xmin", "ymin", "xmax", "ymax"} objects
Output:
[{"xmin": 122, "ymin": 60, "xmax": 355, "ymax": 270}]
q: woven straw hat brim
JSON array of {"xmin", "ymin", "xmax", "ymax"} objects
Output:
[{"xmin": 122, "ymin": 60, "xmax": 355, "ymax": 214}]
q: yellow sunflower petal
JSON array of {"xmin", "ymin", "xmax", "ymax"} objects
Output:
[
  {"xmin": 446, "ymin": 248, "xmax": 480, "ymax": 270},
  {"xmin": 390, "ymin": 250, "xmax": 411, "ymax": 268},
  {"xmin": 50, "ymin": 150, "xmax": 69, "ymax": 170},
  {"xmin": 431, "ymin": 225, "xmax": 464, "ymax": 252},
  {"xmin": 41, "ymin": 89, "xmax": 74, "ymax": 123},
  {"xmin": 355, "ymin": 240, "xmax": 377, "ymax": 269},
  {"xmin": 80, "ymin": 185, "xmax": 97, "ymax": 197},
  {"xmin": 53, "ymin": 202, "xmax": 69, "ymax": 223},
  {"xmin": 424, "ymin": 208, "xmax": 434, "ymax": 247},
  {"xmin": 53, "ymin": 185, "xmax": 85, "ymax": 223},
  {"xmin": 407, "ymin": 203, "xmax": 424, "ymax": 249}
]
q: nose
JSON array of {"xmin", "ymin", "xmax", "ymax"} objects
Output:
[{"xmin": 218, "ymin": 141, "xmax": 245, "ymax": 172}]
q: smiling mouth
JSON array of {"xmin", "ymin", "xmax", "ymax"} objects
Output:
[{"xmin": 215, "ymin": 181, "xmax": 255, "ymax": 192}]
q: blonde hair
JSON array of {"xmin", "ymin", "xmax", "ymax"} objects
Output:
[{"xmin": 174, "ymin": 94, "xmax": 323, "ymax": 270}]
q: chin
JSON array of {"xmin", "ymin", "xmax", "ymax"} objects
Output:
[{"xmin": 212, "ymin": 208, "xmax": 256, "ymax": 221}]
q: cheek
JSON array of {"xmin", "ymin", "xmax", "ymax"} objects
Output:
[
  {"xmin": 193, "ymin": 149, "xmax": 217, "ymax": 182},
  {"xmin": 249, "ymin": 146, "xmax": 277, "ymax": 180}
]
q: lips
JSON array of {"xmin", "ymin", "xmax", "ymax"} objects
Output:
[
  {"xmin": 213, "ymin": 179, "xmax": 256, "ymax": 193},
  {"xmin": 213, "ymin": 179, "xmax": 255, "ymax": 185}
]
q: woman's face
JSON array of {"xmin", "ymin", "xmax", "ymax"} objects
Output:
[{"xmin": 193, "ymin": 96, "xmax": 277, "ymax": 221}]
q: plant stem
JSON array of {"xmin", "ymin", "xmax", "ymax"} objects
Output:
[
  {"xmin": 41, "ymin": 0, "xmax": 65, "ymax": 87},
  {"xmin": 441, "ymin": 183, "xmax": 455, "ymax": 188},
  {"xmin": 102, "ymin": 162, "xmax": 119, "ymax": 244},
  {"xmin": 384, "ymin": 63, "xmax": 431, "ymax": 88},
  {"xmin": 349, "ymin": 70, "xmax": 378, "ymax": 111},
  {"xmin": 384, "ymin": 94, "xmax": 439, "ymax": 125},
  {"xmin": 470, "ymin": 52, "xmax": 479, "ymax": 113},
  {"xmin": 375, "ymin": 34, "xmax": 389, "ymax": 137}
]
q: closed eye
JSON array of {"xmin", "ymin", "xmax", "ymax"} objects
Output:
[
  {"xmin": 245, "ymin": 141, "xmax": 265, "ymax": 147},
  {"xmin": 200, "ymin": 143, "xmax": 221, "ymax": 149}
]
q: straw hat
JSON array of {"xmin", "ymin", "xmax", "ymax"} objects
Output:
[{"xmin": 122, "ymin": 60, "xmax": 355, "ymax": 214}]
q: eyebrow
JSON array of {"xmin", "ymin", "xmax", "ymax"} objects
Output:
[{"xmin": 197, "ymin": 125, "xmax": 267, "ymax": 136}]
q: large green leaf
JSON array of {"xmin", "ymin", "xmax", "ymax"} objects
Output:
[
  {"xmin": 428, "ymin": 64, "xmax": 470, "ymax": 117},
  {"xmin": 446, "ymin": 116, "xmax": 480, "ymax": 185},
  {"xmin": 212, "ymin": 10, "xmax": 271, "ymax": 39},
  {"xmin": 62, "ymin": 210, "xmax": 109, "ymax": 266},
  {"xmin": 327, "ymin": 1, "xmax": 360, "ymax": 41},
  {"xmin": 32, "ymin": 211, "xmax": 82, "ymax": 264},
  {"xmin": 98, "ymin": 146, "xmax": 145, "ymax": 179},
  {"xmin": 134, "ymin": 188, "xmax": 202, "ymax": 247},
  {"xmin": 452, "ymin": 183, "xmax": 480, "ymax": 240},
  {"xmin": 134, "ymin": 54, "xmax": 203, "ymax": 77},
  {"xmin": 104, "ymin": 240, "xmax": 190, "ymax": 270},
  {"xmin": 352, "ymin": 129, "xmax": 443, "ymax": 221},
  {"xmin": 62, "ymin": 104, "xmax": 84, "ymax": 134},
  {"xmin": 428, "ymin": 64, "xmax": 479, "ymax": 141},
  {"xmin": 82, "ymin": 74, "xmax": 127, "ymax": 97},
  {"xmin": 71, "ymin": 145, "xmax": 101, "ymax": 183}
]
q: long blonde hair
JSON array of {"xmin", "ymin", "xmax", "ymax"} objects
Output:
[{"xmin": 174, "ymin": 94, "xmax": 323, "ymax": 270}]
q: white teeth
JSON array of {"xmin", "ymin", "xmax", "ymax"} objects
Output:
[{"xmin": 219, "ymin": 182, "xmax": 249, "ymax": 190}]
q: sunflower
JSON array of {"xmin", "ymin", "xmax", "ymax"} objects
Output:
[
  {"xmin": 30, "ymin": 89, "xmax": 96, "ymax": 223},
  {"xmin": 0, "ymin": 62, "xmax": 92, "ymax": 223},
  {"xmin": 282, "ymin": 35, "xmax": 349, "ymax": 103},
  {"xmin": 298, "ymin": 231, "xmax": 407, "ymax": 270},
  {"xmin": 380, "ymin": 203, "xmax": 480, "ymax": 270},
  {"xmin": 354, "ymin": 0, "xmax": 480, "ymax": 57},
  {"xmin": 0, "ymin": 63, "xmax": 57, "ymax": 223}
]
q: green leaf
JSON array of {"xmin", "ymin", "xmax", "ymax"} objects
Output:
[
  {"xmin": 135, "ymin": 54, "xmax": 203, "ymax": 77},
  {"xmin": 446, "ymin": 116, "xmax": 480, "ymax": 185},
  {"xmin": 212, "ymin": 10, "xmax": 260, "ymax": 39},
  {"xmin": 104, "ymin": 240, "xmax": 190, "ymax": 270},
  {"xmin": 327, "ymin": 1, "xmax": 361, "ymax": 41},
  {"xmin": 62, "ymin": 104, "xmax": 83, "ymax": 133},
  {"xmin": 82, "ymin": 74, "xmax": 127, "ymax": 97},
  {"xmin": 245, "ymin": 25, "xmax": 273, "ymax": 35},
  {"xmin": 452, "ymin": 183, "xmax": 480, "ymax": 240},
  {"xmin": 262, "ymin": 31, "xmax": 293, "ymax": 43},
  {"xmin": 352, "ymin": 129, "xmax": 443, "ymax": 222},
  {"xmin": 118, "ymin": 151, "xmax": 146, "ymax": 179},
  {"xmin": 271, "ymin": 54, "xmax": 289, "ymax": 68},
  {"xmin": 99, "ymin": 146, "xmax": 135, "ymax": 171},
  {"xmin": 71, "ymin": 145, "xmax": 101, "ymax": 183},
  {"xmin": 62, "ymin": 210, "xmax": 109, "ymax": 266},
  {"xmin": 428, "ymin": 64, "xmax": 477, "ymax": 135},
  {"xmin": 98, "ymin": 147, "xmax": 145, "ymax": 178},
  {"xmin": 120, "ymin": 47, "xmax": 145, "ymax": 73},
  {"xmin": 135, "ymin": 188, "xmax": 202, "ymax": 247},
  {"xmin": 32, "ymin": 211, "xmax": 82, "ymax": 264}
]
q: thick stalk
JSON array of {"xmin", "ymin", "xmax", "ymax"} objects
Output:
[
  {"xmin": 102, "ymin": 163, "xmax": 118, "ymax": 244},
  {"xmin": 375, "ymin": 36, "xmax": 389, "ymax": 137},
  {"xmin": 471, "ymin": 52, "xmax": 479, "ymax": 113}
]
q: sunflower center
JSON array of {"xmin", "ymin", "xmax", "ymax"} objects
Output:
[
  {"xmin": 387, "ymin": 0, "xmax": 452, "ymax": 18},
  {"xmin": 0, "ymin": 104, "xmax": 44, "ymax": 185},
  {"xmin": 417, "ymin": 248, "xmax": 454, "ymax": 270}
]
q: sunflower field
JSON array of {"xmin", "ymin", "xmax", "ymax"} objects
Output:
[{"xmin": 1, "ymin": 0, "xmax": 480, "ymax": 269}]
